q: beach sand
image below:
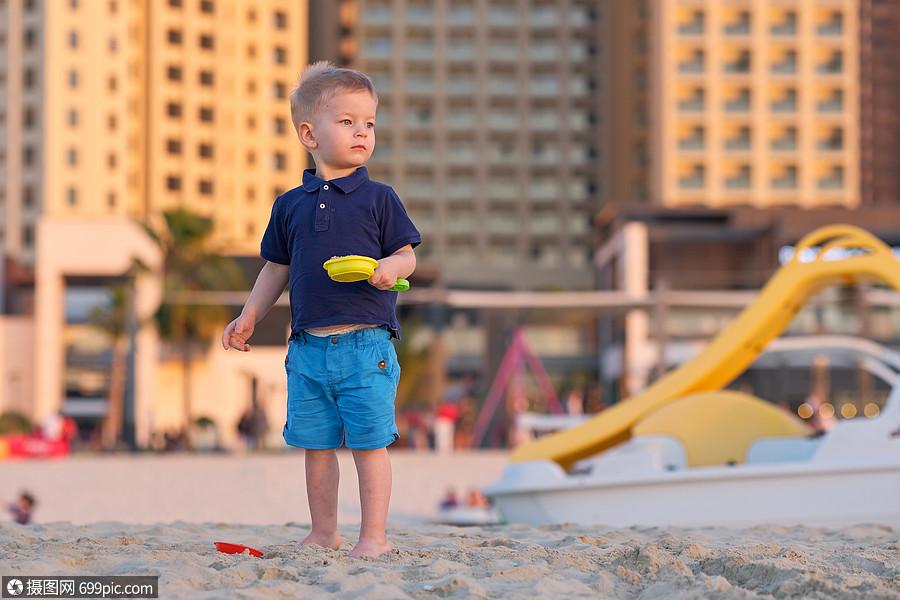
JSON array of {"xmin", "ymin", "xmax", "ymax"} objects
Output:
[
  {"xmin": 2, "ymin": 521, "xmax": 898, "ymax": 599},
  {"xmin": 2, "ymin": 453, "xmax": 898, "ymax": 598}
]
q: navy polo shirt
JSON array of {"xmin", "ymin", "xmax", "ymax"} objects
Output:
[{"xmin": 260, "ymin": 167, "xmax": 421, "ymax": 339}]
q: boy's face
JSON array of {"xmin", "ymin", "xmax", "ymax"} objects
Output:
[{"xmin": 303, "ymin": 90, "xmax": 377, "ymax": 172}]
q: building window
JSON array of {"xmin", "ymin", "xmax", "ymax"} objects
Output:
[
  {"xmin": 67, "ymin": 148, "xmax": 78, "ymax": 166},
  {"xmin": 198, "ymin": 143, "xmax": 214, "ymax": 158},
  {"xmin": 23, "ymin": 107, "xmax": 36, "ymax": 128},
  {"xmin": 274, "ymin": 11, "xmax": 288, "ymax": 29},
  {"xmin": 247, "ymin": 187, "xmax": 256, "ymax": 201},
  {"xmin": 23, "ymin": 146, "xmax": 35, "ymax": 167},
  {"xmin": 68, "ymin": 109, "xmax": 78, "ymax": 127},
  {"xmin": 246, "ymin": 151, "xmax": 256, "ymax": 166},
  {"xmin": 70, "ymin": 0, "xmax": 78, "ymax": 9},
  {"xmin": 273, "ymin": 46, "xmax": 287, "ymax": 64},
  {"xmin": 108, "ymin": 75, "xmax": 117, "ymax": 91},
  {"xmin": 199, "ymin": 107, "xmax": 214, "ymax": 122},
  {"xmin": 247, "ymin": 44, "xmax": 257, "ymax": 59},
  {"xmin": 108, "ymin": 0, "xmax": 117, "ymax": 14},
  {"xmin": 200, "ymin": 0, "xmax": 213, "ymax": 13},
  {"xmin": 199, "ymin": 70, "xmax": 214, "ymax": 86},
  {"xmin": 109, "ymin": 37, "xmax": 118, "ymax": 52},
  {"xmin": 246, "ymin": 79, "xmax": 257, "ymax": 94},
  {"xmin": 247, "ymin": 115, "xmax": 256, "ymax": 129},
  {"xmin": 107, "ymin": 153, "xmax": 117, "ymax": 169},
  {"xmin": 166, "ymin": 176, "xmax": 182, "ymax": 191},
  {"xmin": 167, "ymin": 66, "xmax": 182, "ymax": 81},
  {"xmin": 168, "ymin": 0, "xmax": 182, "ymax": 7},
  {"xmin": 273, "ymin": 152, "xmax": 287, "ymax": 171},
  {"xmin": 167, "ymin": 29, "xmax": 182, "ymax": 45},
  {"xmin": 68, "ymin": 70, "xmax": 79, "ymax": 88},
  {"xmin": 25, "ymin": 0, "xmax": 37, "ymax": 12},
  {"xmin": 67, "ymin": 187, "xmax": 78, "ymax": 206},
  {"xmin": 167, "ymin": 102, "xmax": 182, "ymax": 118},
  {"xmin": 198, "ymin": 180, "xmax": 214, "ymax": 195},
  {"xmin": 23, "ymin": 186, "xmax": 35, "ymax": 208},
  {"xmin": 273, "ymin": 117, "xmax": 287, "ymax": 134},
  {"xmin": 69, "ymin": 31, "xmax": 79, "ymax": 49},
  {"xmin": 23, "ymin": 225, "xmax": 34, "ymax": 247},
  {"xmin": 108, "ymin": 114, "xmax": 118, "ymax": 130},
  {"xmin": 273, "ymin": 81, "xmax": 287, "ymax": 99},
  {"xmin": 107, "ymin": 191, "xmax": 117, "ymax": 208},
  {"xmin": 24, "ymin": 29, "xmax": 36, "ymax": 49},
  {"xmin": 23, "ymin": 68, "xmax": 37, "ymax": 90},
  {"xmin": 166, "ymin": 139, "xmax": 182, "ymax": 154},
  {"xmin": 199, "ymin": 34, "xmax": 215, "ymax": 50}
]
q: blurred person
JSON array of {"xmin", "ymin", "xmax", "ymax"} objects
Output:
[
  {"xmin": 5, "ymin": 491, "xmax": 36, "ymax": 525},
  {"xmin": 222, "ymin": 62, "xmax": 420, "ymax": 558},
  {"xmin": 237, "ymin": 398, "xmax": 269, "ymax": 450},
  {"xmin": 438, "ymin": 487, "xmax": 459, "ymax": 511}
]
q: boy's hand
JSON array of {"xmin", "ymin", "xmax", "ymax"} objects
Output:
[
  {"xmin": 222, "ymin": 313, "xmax": 255, "ymax": 352},
  {"xmin": 368, "ymin": 261, "xmax": 400, "ymax": 290}
]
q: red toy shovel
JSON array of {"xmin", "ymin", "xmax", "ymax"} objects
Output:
[{"xmin": 214, "ymin": 541, "xmax": 264, "ymax": 558}]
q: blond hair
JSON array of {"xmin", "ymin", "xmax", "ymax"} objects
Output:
[{"xmin": 290, "ymin": 61, "xmax": 378, "ymax": 131}]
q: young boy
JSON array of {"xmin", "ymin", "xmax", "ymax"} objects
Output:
[{"xmin": 221, "ymin": 62, "xmax": 420, "ymax": 558}]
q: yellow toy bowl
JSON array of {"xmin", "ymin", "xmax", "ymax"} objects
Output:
[
  {"xmin": 323, "ymin": 255, "xmax": 411, "ymax": 292},
  {"xmin": 323, "ymin": 255, "xmax": 378, "ymax": 282}
]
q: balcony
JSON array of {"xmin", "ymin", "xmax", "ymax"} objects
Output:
[
  {"xmin": 678, "ymin": 13, "xmax": 705, "ymax": 36},
  {"xmin": 724, "ymin": 53, "xmax": 751, "ymax": 74},
  {"xmin": 817, "ymin": 93, "xmax": 844, "ymax": 113},
  {"xmin": 724, "ymin": 134, "xmax": 751, "ymax": 151},
  {"xmin": 679, "ymin": 168, "xmax": 706, "ymax": 189},
  {"xmin": 817, "ymin": 135, "xmax": 843, "ymax": 152},
  {"xmin": 772, "ymin": 170, "xmax": 798, "ymax": 189},
  {"xmin": 678, "ymin": 135, "xmax": 705, "ymax": 151},
  {"xmin": 724, "ymin": 168, "xmax": 752, "ymax": 189},
  {"xmin": 771, "ymin": 15, "xmax": 797, "ymax": 36},
  {"xmin": 772, "ymin": 132, "xmax": 798, "ymax": 151},
  {"xmin": 678, "ymin": 53, "xmax": 705, "ymax": 75},
  {"xmin": 772, "ymin": 93, "xmax": 798, "ymax": 113},
  {"xmin": 772, "ymin": 55, "xmax": 798, "ymax": 75},
  {"xmin": 817, "ymin": 169, "xmax": 844, "ymax": 190},
  {"xmin": 724, "ymin": 14, "xmax": 751, "ymax": 36},
  {"xmin": 817, "ymin": 54, "xmax": 843, "ymax": 75},
  {"xmin": 724, "ymin": 91, "xmax": 751, "ymax": 112},
  {"xmin": 678, "ymin": 90, "xmax": 705, "ymax": 112},
  {"xmin": 817, "ymin": 14, "xmax": 843, "ymax": 36}
]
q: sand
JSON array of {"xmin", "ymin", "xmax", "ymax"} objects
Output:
[
  {"xmin": 2, "ymin": 453, "xmax": 898, "ymax": 598},
  {"xmin": 2, "ymin": 521, "xmax": 898, "ymax": 599}
]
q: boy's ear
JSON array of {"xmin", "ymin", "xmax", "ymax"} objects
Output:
[{"xmin": 298, "ymin": 121, "xmax": 317, "ymax": 150}]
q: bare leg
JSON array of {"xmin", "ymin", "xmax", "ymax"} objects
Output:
[
  {"xmin": 349, "ymin": 448, "xmax": 392, "ymax": 558},
  {"xmin": 301, "ymin": 449, "xmax": 341, "ymax": 550}
]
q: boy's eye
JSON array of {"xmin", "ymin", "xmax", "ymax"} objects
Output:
[
  {"xmin": 366, "ymin": 122, "xmax": 375, "ymax": 129},
  {"xmin": 340, "ymin": 119, "xmax": 352, "ymax": 125}
]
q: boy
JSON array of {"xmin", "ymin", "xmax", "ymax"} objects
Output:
[{"xmin": 221, "ymin": 62, "xmax": 420, "ymax": 558}]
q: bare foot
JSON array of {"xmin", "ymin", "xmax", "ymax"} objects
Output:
[
  {"xmin": 301, "ymin": 531, "xmax": 341, "ymax": 550},
  {"xmin": 349, "ymin": 538, "xmax": 392, "ymax": 559}
]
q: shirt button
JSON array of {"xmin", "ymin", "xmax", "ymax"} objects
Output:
[
  {"xmin": 331, "ymin": 337, "xmax": 338, "ymax": 345},
  {"xmin": 320, "ymin": 203, "xmax": 326, "ymax": 209},
  {"xmin": 323, "ymin": 184, "xmax": 329, "ymax": 190}
]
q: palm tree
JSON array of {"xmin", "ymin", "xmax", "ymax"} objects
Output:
[
  {"xmin": 88, "ymin": 258, "xmax": 148, "ymax": 450},
  {"xmin": 144, "ymin": 209, "xmax": 246, "ymax": 443}
]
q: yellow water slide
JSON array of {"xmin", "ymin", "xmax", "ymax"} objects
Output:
[{"xmin": 512, "ymin": 225, "xmax": 900, "ymax": 469}]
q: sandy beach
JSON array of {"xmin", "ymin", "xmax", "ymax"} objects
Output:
[{"xmin": 2, "ymin": 453, "xmax": 898, "ymax": 598}]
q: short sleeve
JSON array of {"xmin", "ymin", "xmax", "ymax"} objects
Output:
[
  {"xmin": 378, "ymin": 189, "xmax": 422, "ymax": 257},
  {"xmin": 260, "ymin": 195, "xmax": 290, "ymax": 264}
]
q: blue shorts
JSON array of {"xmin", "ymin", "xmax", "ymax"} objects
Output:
[{"xmin": 283, "ymin": 326, "xmax": 400, "ymax": 450}]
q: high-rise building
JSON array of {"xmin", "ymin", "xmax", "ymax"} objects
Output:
[
  {"xmin": 0, "ymin": 0, "xmax": 308, "ymax": 267},
  {"xmin": 651, "ymin": 0, "xmax": 860, "ymax": 208},
  {"xmin": 860, "ymin": 0, "xmax": 900, "ymax": 206},
  {"xmin": 315, "ymin": 0, "xmax": 610, "ymax": 290}
]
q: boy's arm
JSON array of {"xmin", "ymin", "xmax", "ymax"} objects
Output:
[
  {"xmin": 369, "ymin": 245, "xmax": 416, "ymax": 290},
  {"xmin": 222, "ymin": 261, "xmax": 290, "ymax": 351},
  {"xmin": 242, "ymin": 261, "xmax": 290, "ymax": 322}
]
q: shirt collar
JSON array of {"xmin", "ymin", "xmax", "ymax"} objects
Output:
[{"xmin": 301, "ymin": 166, "xmax": 369, "ymax": 194}]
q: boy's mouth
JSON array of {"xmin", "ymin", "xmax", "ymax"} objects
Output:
[{"xmin": 351, "ymin": 145, "xmax": 367, "ymax": 151}]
